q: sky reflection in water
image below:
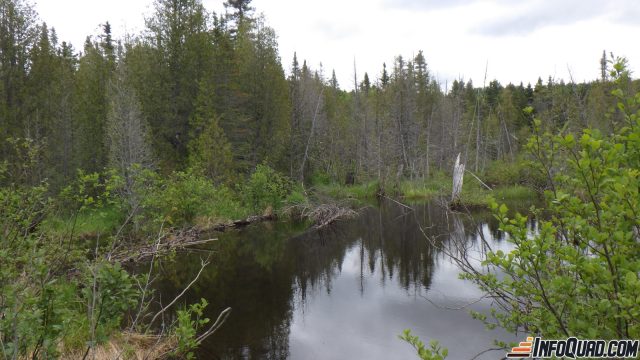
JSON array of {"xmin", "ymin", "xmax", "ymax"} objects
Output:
[{"xmin": 155, "ymin": 200, "xmax": 536, "ymax": 359}]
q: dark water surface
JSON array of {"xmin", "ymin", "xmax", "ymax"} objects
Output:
[{"xmin": 154, "ymin": 200, "xmax": 536, "ymax": 359}]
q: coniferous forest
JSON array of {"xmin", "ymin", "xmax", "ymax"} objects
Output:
[
  {"xmin": 3, "ymin": 0, "xmax": 636, "ymax": 190},
  {"xmin": 2, "ymin": 0, "xmax": 640, "ymax": 359}
]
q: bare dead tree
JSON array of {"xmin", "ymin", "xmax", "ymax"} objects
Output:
[{"xmin": 106, "ymin": 63, "xmax": 153, "ymax": 211}]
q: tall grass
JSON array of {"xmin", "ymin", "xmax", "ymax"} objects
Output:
[
  {"xmin": 315, "ymin": 170, "xmax": 538, "ymax": 208},
  {"xmin": 41, "ymin": 205, "xmax": 124, "ymax": 238}
]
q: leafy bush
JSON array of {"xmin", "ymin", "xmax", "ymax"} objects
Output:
[
  {"xmin": 463, "ymin": 59, "xmax": 640, "ymax": 339},
  {"xmin": 241, "ymin": 164, "xmax": 292, "ymax": 213},
  {"xmin": 142, "ymin": 170, "xmax": 219, "ymax": 226},
  {"xmin": 284, "ymin": 184, "xmax": 308, "ymax": 206},
  {"xmin": 0, "ymin": 181, "xmax": 141, "ymax": 358},
  {"xmin": 482, "ymin": 159, "xmax": 523, "ymax": 187},
  {"xmin": 481, "ymin": 156, "xmax": 546, "ymax": 188},
  {"xmin": 80, "ymin": 261, "xmax": 140, "ymax": 344},
  {"xmin": 209, "ymin": 185, "xmax": 248, "ymax": 220},
  {"xmin": 174, "ymin": 298, "xmax": 210, "ymax": 360}
]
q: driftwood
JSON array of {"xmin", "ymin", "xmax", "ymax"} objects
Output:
[
  {"xmin": 284, "ymin": 202, "xmax": 358, "ymax": 229},
  {"xmin": 308, "ymin": 204, "xmax": 357, "ymax": 229},
  {"xmin": 111, "ymin": 228, "xmax": 217, "ymax": 262},
  {"xmin": 210, "ymin": 213, "xmax": 277, "ymax": 232}
]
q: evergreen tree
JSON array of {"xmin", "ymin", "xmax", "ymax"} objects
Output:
[
  {"xmin": 330, "ymin": 69, "xmax": 339, "ymax": 90},
  {"xmin": 361, "ymin": 72, "xmax": 371, "ymax": 94},
  {"xmin": 0, "ymin": 0, "xmax": 37, "ymax": 166},
  {"xmin": 75, "ymin": 36, "xmax": 111, "ymax": 173},
  {"xmin": 224, "ymin": 0, "xmax": 253, "ymax": 21},
  {"xmin": 143, "ymin": 0, "xmax": 213, "ymax": 167},
  {"xmin": 234, "ymin": 16, "xmax": 291, "ymax": 170},
  {"xmin": 188, "ymin": 81, "xmax": 233, "ymax": 184}
]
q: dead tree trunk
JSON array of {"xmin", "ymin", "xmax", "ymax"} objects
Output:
[{"xmin": 451, "ymin": 153, "xmax": 465, "ymax": 203}]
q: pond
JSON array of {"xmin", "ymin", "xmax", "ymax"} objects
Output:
[{"xmin": 152, "ymin": 200, "xmax": 537, "ymax": 359}]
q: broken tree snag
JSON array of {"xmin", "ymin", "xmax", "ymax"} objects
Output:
[{"xmin": 451, "ymin": 153, "xmax": 465, "ymax": 205}]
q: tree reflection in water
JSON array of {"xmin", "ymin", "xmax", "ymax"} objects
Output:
[{"xmin": 151, "ymin": 200, "xmax": 534, "ymax": 359}]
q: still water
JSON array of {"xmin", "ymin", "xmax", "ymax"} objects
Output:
[{"xmin": 154, "ymin": 200, "xmax": 536, "ymax": 359}]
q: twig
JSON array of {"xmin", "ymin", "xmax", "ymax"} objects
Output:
[
  {"xmin": 130, "ymin": 221, "xmax": 166, "ymax": 331},
  {"xmin": 469, "ymin": 347, "xmax": 508, "ymax": 360},
  {"xmin": 147, "ymin": 257, "xmax": 211, "ymax": 329},
  {"xmin": 418, "ymin": 292, "xmax": 490, "ymax": 311},
  {"xmin": 465, "ymin": 169, "xmax": 492, "ymax": 191},
  {"xmin": 195, "ymin": 307, "xmax": 232, "ymax": 344},
  {"xmin": 381, "ymin": 195, "xmax": 414, "ymax": 211}
]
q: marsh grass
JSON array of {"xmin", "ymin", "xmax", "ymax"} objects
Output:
[{"xmin": 316, "ymin": 172, "xmax": 537, "ymax": 208}]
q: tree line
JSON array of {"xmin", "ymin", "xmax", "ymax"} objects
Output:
[{"xmin": 1, "ymin": 0, "xmax": 636, "ymax": 192}]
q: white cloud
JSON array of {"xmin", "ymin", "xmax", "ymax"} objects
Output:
[{"xmin": 33, "ymin": 0, "xmax": 639, "ymax": 90}]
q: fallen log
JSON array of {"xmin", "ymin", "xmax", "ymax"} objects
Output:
[{"xmin": 210, "ymin": 213, "xmax": 277, "ymax": 232}]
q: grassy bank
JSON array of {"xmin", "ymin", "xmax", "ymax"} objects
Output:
[
  {"xmin": 315, "ymin": 171, "xmax": 538, "ymax": 208},
  {"xmin": 41, "ymin": 205, "xmax": 124, "ymax": 238}
]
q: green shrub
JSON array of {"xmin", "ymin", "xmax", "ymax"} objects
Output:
[
  {"xmin": 80, "ymin": 261, "xmax": 140, "ymax": 343},
  {"xmin": 174, "ymin": 298, "xmax": 210, "ymax": 360},
  {"xmin": 241, "ymin": 164, "xmax": 292, "ymax": 213},
  {"xmin": 0, "ymin": 182, "xmax": 141, "ymax": 358},
  {"xmin": 209, "ymin": 185, "xmax": 247, "ymax": 220},
  {"xmin": 464, "ymin": 59, "xmax": 640, "ymax": 340},
  {"xmin": 309, "ymin": 171, "xmax": 332, "ymax": 185},
  {"xmin": 284, "ymin": 184, "xmax": 308, "ymax": 206},
  {"xmin": 482, "ymin": 158, "xmax": 524, "ymax": 187},
  {"xmin": 142, "ymin": 170, "xmax": 219, "ymax": 226}
]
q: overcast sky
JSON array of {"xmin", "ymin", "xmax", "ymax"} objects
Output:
[{"xmin": 34, "ymin": 0, "xmax": 639, "ymax": 90}]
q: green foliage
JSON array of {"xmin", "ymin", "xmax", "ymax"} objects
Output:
[
  {"xmin": 309, "ymin": 171, "xmax": 332, "ymax": 185},
  {"xmin": 284, "ymin": 184, "xmax": 308, "ymax": 206},
  {"xmin": 241, "ymin": 164, "xmax": 292, "ymax": 213},
  {"xmin": 0, "ymin": 181, "xmax": 140, "ymax": 358},
  {"xmin": 399, "ymin": 174, "xmax": 450, "ymax": 199},
  {"xmin": 42, "ymin": 205, "xmax": 124, "ymax": 238},
  {"xmin": 80, "ymin": 261, "xmax": 140, "ymax": 345},
  {"xmin": 399, "ymin": 329, "xmax": 448, "ymax": 360},
  {"xmin": 59, "ymin": 169, "xmax": 123, "ymax": 211},
  {"xmin": 316, "ymin": 180, "xmax": 381, "ymax": 199},
  {"xmin": 140, "ymin": 169, "xmax": 256, "ymax": 227},
  {"xmin": 174, "ymin": 298, "xmax": 210, "ymax": 360},
  {"xmin": 188, "ymin": 112, "xmax": 234, "ymax": 185},
  {"xmin": 188, "ymin": 80, "xmax": 235, "ymax": 184},
  {"xmin": 491, "ymin": 185, "xmax": 536, "ymax": 202},
  {"xmin": 465, "ymin": 59, "xmax": 640, "ymax": 339},
  {"xmin": 481, "ymin": 157, "xmax": 547, "ymax": 190},
  {"xmin": 142, "ymin": 170, "xmax": 221, "ymax": 226}
]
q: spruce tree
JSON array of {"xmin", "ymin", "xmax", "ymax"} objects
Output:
[{"xmin": 188, "ymin": 81, "xmax": 233, "ymax": 184}]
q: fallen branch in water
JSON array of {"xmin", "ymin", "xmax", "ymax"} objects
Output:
[
  {"xmin": 147, "ymin": 257, "xmax": 211, "ymax": 329},
  {"xmin": 289, "ymin": 203, "xmax": 358, "ymax": 229},
  {"xmin": 310, "ymin": 204, "xmax": 357, "ymax": 229},
  {"xmin": 110, "ymin": 228, "xmax": 217, "ymax": 262},
  {"xmin": 210, "ymin": 213, "xmax": 277, "ymax": 231}
]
